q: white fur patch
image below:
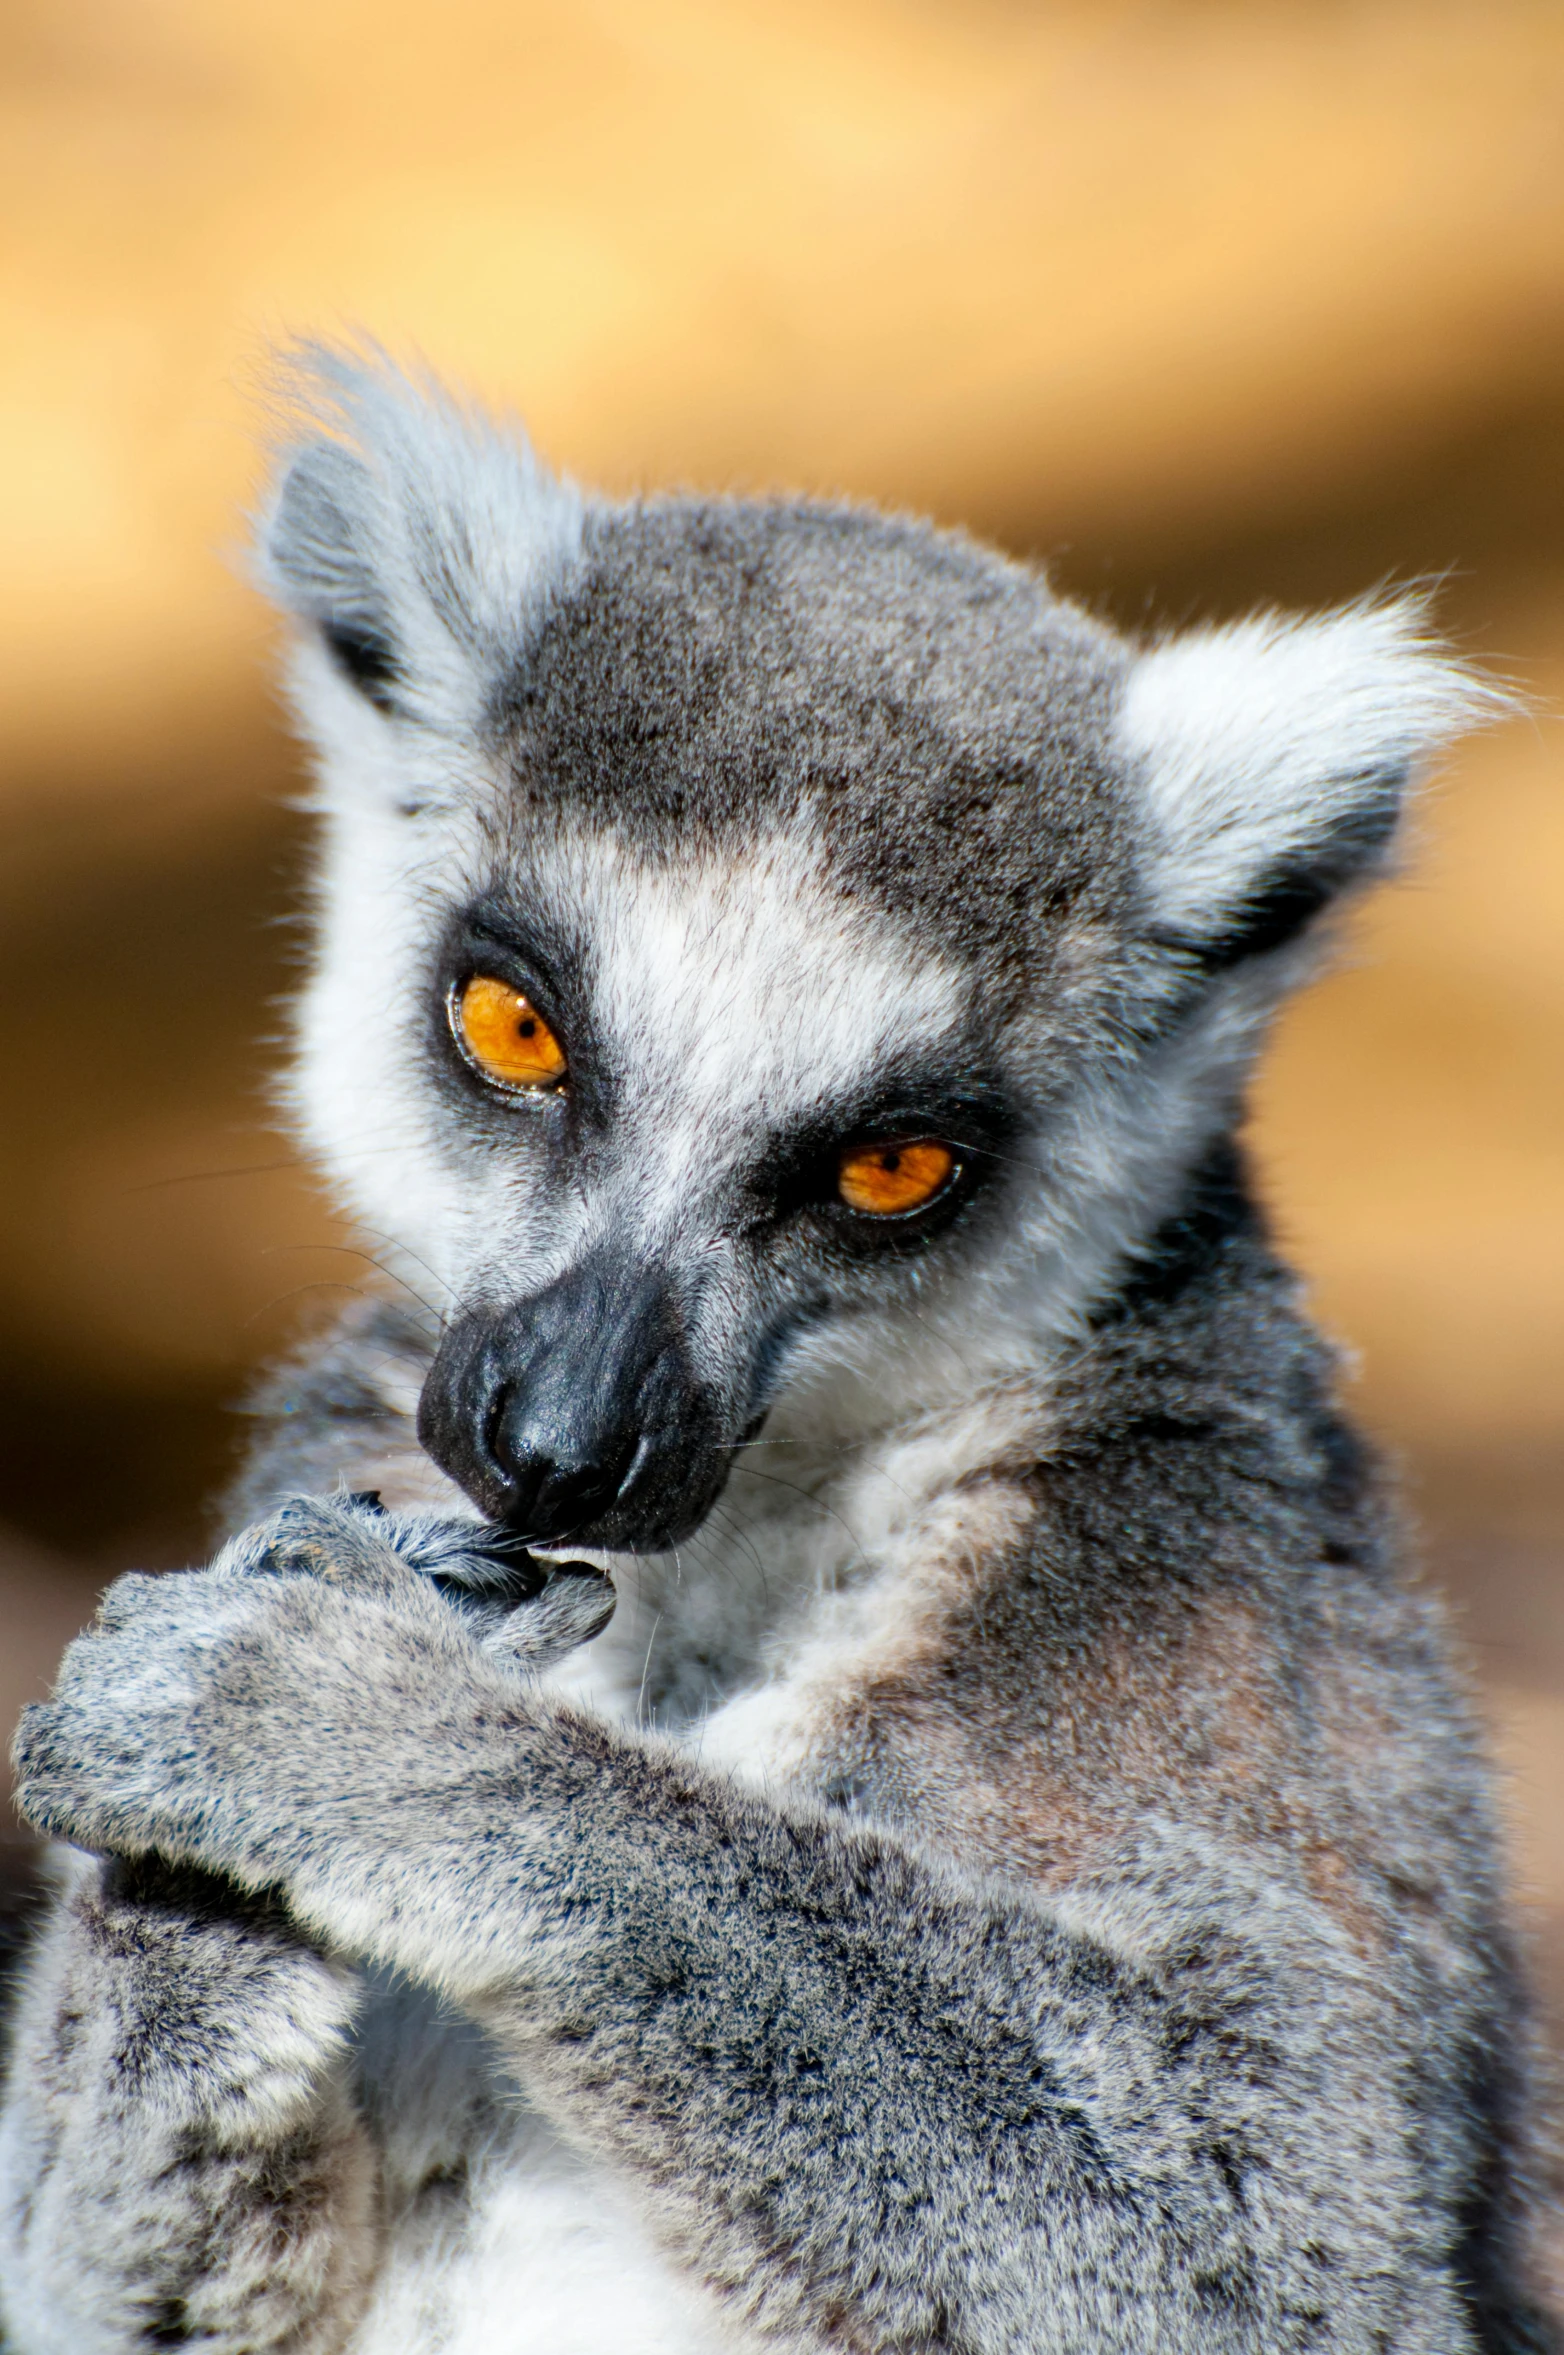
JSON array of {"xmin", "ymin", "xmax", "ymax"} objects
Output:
[
  {"xmin": 544, "ymin": 828, "xmax": 964, "ymax": 1236},
  {"xmin": 350, "ymin": 2118, "xmax": 726, "ymax": 2355},
  {"xmin": 1120, "ymin": 599, "xmax": 1493, "ymax": 938},
  {"xmin": 693, "ymin": 1385, "xmax": 1041, "ymax": 1791}
]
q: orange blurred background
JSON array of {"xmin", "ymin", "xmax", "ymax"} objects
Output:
[{"xmin": 1, "ymin": 0, "xmax": 1561, "ymax": 2024}]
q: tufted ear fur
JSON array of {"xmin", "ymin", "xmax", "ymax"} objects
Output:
[
  {"xmin": 1119, "ymin": 600, "xmax": 1496, "ymax": 968},
  {"xmin": 258, "ymin": 342, "xmax": 584, "ymax": 738}
]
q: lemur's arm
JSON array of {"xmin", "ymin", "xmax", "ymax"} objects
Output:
[
  {"xmin": 0, "ymin": 1328, "xmax": 414, "ymax": 2355},
  {"xmin": 0, "ymin": 1849, "xmax": 376, "ymax": 2355},
  {"xmin": 0, "ymin": 1481, "xmax": 607, "ymax": 2355},
  {"xmin": 15, "ymin": 1501, "xmax": 1469, "ymax": 2355}
]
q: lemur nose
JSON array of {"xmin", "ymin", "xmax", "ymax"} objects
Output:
[
  {"xmin": 487, "ymin": 1408, "xmax": 636, "ymax": 1543},
  {"xmin": 416, "ymin": 1256, "xmax": 727, "ymax": 1550}
]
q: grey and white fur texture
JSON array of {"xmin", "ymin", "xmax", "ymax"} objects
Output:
[{"xmin": 1, "ymin": 345, "xmax": 1556, "ymax": 2353}]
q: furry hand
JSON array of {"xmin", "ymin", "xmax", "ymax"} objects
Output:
[
  {"xmin": 11, "ymin": 1496, "xmax": 610, "ymax": 1900},
  {"xmin": 215, "ymin": 1492, "xmax": 617, "ymax": 1666}
]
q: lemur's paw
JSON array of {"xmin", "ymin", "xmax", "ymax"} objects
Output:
[
  {"xmin": 478, "ymin": 1559, "xmax": 617, "ymax": 1667},
  {"xmin": 10, "ymin": 1499, "xmax": 609, "ymax": 1883},
  {"xmin": 211, "ymin": 1489, "xmax": 438, "ymax": 1592},
  {"xmin": 218, "ymin": 1492, "xmax": 616, "ymax": 1668},
  {"xmin": 10, "ymin": 1552, "xmax": 482, "ymax": 1879},
  {"xmin": 13, "ymin": 1568, "xmax": 281, "ymax": 1863}
]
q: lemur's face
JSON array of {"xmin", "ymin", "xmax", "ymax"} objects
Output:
[
  {"xmin": 266, "ymin": 351, "xmax": 1475, "ymax": 1547},
  {"xmin": 298, "ymin": 500, "xmax": 1136, "ymax": 1548},
  {"xmin": 408, "ymin": 830, "xmax": 1031, "ymax": 1546}
]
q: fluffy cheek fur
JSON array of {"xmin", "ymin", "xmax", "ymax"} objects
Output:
[{"xmin": 288, "ymin": 752, "xmax": 560, "ymax": 1309}]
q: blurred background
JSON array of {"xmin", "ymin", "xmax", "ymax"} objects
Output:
[{"xmin": 1, "ymin": 0, "xmax": 1560, "ymax": 2050}]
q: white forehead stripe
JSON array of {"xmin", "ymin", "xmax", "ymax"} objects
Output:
[{"xmin": 545, "ymin": 827, "xmax": 963, "ymax": 1167}]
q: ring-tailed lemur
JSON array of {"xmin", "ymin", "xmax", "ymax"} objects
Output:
[{"xmin": 1, "ymin": 348, "xmax": 1555, "ymax": 2354}]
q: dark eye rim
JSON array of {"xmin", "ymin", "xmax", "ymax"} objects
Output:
[
  {"xmin": 445, "ymin": 974, "xmax": 571, "ymax": 1098},
  {"xmin": 834, "ymin": 1134, "xmax": 963, "ymax": 1222},
  {"xmin": 753, "ymin": 1080, "xmax": 1012, "ymax": 1247}
]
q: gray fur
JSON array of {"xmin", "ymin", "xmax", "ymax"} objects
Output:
[{"xmin": 1, "ymin": 347, "xmax": 1552, "ymax": 2353}]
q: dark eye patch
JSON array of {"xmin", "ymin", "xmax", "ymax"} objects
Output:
[
  {"xmin": 428, "ymin": 896, "xmax": 606, "ymax": 1132},
  {"xmin": 748, "ymin": 1070, "xmax": 1016, "ymax": 1244}
]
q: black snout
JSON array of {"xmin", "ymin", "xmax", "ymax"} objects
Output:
[{"xmin": 416, "ymin": 1258, "xmax": 729, "ymax": 1549}]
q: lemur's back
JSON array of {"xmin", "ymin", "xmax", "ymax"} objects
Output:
[{"xmin": 1, "ymin": 347, "xmax": 1554, "ymax": 2353}]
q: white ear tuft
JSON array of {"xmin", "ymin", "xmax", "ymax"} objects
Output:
[
  {"xmin": 1119, "ymin": 599, "xmax": 1500, "ymax": 964},
  {"xmin": 257, "ymin": 339, "xmax": 584, "ymax": 735}
]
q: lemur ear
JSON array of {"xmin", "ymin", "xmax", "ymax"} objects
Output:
[
  {"xmin": 1118, "ymin": 602, "xmax": 1494, "ymax": 967},
  {"xmin": 268, "ymin": 440, "xmax": 403, "ymax": 711},
  {"xmin": 258, "ymin": 341, "xmax": 583, "ymax": 736}
]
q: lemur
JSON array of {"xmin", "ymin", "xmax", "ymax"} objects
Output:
[{"xmin": 0, "ymin": 346, "xmax": 1555, "ymax": 2355}]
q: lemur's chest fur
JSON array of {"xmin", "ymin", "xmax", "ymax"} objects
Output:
[{"xmin": 345, "ymin": 1984, "xmax": 728, "ymax": 2354}]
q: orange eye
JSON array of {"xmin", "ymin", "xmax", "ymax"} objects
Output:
[
  {"xmin": 837, "ymin": 1138, "xmax": 955, "ymax": 1217},
  {"xmin": 454, "ymin": 975, "xmax": 568, "ymax": 1090}
]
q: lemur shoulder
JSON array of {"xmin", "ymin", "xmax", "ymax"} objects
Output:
[{"xmin": 2, "ymin": 347, "xmax": 1556, "ymax": 2354}]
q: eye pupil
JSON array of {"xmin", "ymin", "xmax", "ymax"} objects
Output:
[
  {"xmin": 518, "ymin": 1017, "xmax": 536, "ymax": 1038},
  {"xmin": 880, "ymin": 1149, "xmax": 901, "ymax": 1173}
]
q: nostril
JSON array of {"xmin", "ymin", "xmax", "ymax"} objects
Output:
[
  {"xmin": 534, "ymin": 1458, "xmax": 591, "ymax": 1517},
  {"xmin": 483, "ymin": 1375, "xmax": 520, "ymax": 1493},
  {"xmin": 417, "ymin": 1317, "xmax": 526, "ymax": 1525}
]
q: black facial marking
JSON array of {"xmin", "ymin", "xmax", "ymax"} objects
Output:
[
  {"xmin": 749, "ymin": 1065, "xmax": 1018, "ymax": 1253},
  {"xmin": 430, "ymin": 897, "xmax": 602, "ymax": 1133}
]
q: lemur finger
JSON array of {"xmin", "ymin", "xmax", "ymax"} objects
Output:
[
  {"xmin": 209, "ymin": 1491, "xmax": 532, "ymax": 1602},
  {"xmin": 479, "ymin": 1562, "xmax": 617, "ymax": 1670},
  {"xmin": 375, "ymin": 1508, "xmax": 553, "ymax": 1599},
  {"xmin": 383, "ymin": 1510, "xmax": 618, "ymax": 1662},
  {"xmin": 211, "ymin": 1492, "xmax": 421, "ymax": 1599},
  {"xmin": 203, "ymin": 1493, "xmax": 608, "ymax": 1666}
]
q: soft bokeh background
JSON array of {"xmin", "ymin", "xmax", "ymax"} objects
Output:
[{"xmin": 2, "ymin": 0, "xmax": 1561, "ymax": 2052}]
